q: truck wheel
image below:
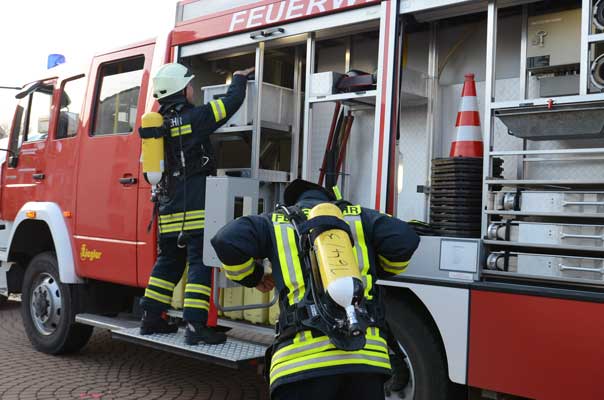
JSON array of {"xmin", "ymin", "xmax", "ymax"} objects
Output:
[
  {"xmin": 386, "ymin": 295, "xmax": 454, "ymax": 400},
  {"xmin": 21, "ymin": 252, "xmax": 93, "ymax": 354},
  {"xmin": 0, "ymin": 294, "xmax": 7, "ymax": 306}
]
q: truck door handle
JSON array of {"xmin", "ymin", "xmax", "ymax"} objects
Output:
[
  {"xmin": 119, "ymin": 177, "xmax": 137, "ymax": 185},
  {"xmin": 32, "ymin": 173, "xmax": 45, "ymax": 180}
]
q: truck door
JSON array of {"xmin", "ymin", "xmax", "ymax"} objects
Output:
[
  {"xmin": 1, "ymin": 81, "xmax": 53, "ymax": 220},
  {"xmin": 74, "ymin": 43, "xmax": 154, "ymax": 286}
]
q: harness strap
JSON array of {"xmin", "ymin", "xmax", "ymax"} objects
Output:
[{"xmin": 297, "ymin": 216, "xmax": 354, "ymax": 246}]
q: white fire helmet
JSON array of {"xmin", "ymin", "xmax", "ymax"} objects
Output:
[{"xmin": 152, "ymin": 63, "xmax": 195, "ymax": 100}]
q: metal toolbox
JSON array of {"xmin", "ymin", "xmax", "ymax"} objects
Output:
[
  {"xmin": 486, "ymin": 252, "xmax": 604, "ymax": 285},
  {"xmin": 487, "ymin": 221, "xmax": 604, "ymax": 250},
  {"xmin": 495, "ymin": 191, "xmax": 604, "ymax": 215},
  {"xmin": 201, "ymin": 81, "xmax": 294, "ymax": 129}
]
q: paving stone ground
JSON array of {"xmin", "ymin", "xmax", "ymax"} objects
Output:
[{"xmin": 0, "ymin": 300, "xmax": 269, "ymax": 400}]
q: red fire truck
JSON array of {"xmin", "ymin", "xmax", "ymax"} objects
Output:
[{"xmin": 1, "ymin": 1, "xmax": 603, "ymax": 399}]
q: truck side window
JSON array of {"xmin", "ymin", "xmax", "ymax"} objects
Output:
[
  {"xmin": 24, "ymin": 89, "xmax": 53, "ymax": 143},
  {"xmin": 57, "ymin": 76, "xmax": 86, "ymax": 139},
  {"xmin": 92, "ymin": 56, "xmax": 144, "ymax": 136}
]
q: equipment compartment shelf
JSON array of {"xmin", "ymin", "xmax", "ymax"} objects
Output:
[
  {"xmin": 483, "ymin": 240, "xmax": 604, "ymax": 254},
  {"xmin": 308, "ymin": 90, "xmax": 377, "ymax": 106},
  {"xmin": 495, "ymin": 101, "xmax": 604, "ymax": 141},
  {"xmin": 485, "ymin": 179, "xmax": 604, "ymax": 186},
  {"xmin": 485, "ymin": 211, "xmax": 604, "ymax": 219}
]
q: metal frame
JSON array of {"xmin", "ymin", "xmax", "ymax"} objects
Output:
[
  {"xmin": 481, "ymin": 0, "xmax": 498, "ymax": 239},
  {"xmin": 251, "ymin": 42, "xmax": 265, "ymax": 179},
  {"xmin": 580, "ymin": 0, "xmax": 592, "ymax": 95},
  {"xmin": 290, "ymin": 46, "xmax": 303, "ymax": 179},
  {"xmin": 424, "ymin": 22, "xmax": 440, "ymax": 223},
  {"xmin": 301, "ymin": 33, "xmax": 315, "ymax": 180}
]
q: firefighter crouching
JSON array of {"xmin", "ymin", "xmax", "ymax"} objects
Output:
[
  {"xmin": 138, "ymin": 62, "xmax": 254, "ymax": 345},
  {"xmin": 210, "ymin": 179, "xmax": 420, "ymax": 399}
]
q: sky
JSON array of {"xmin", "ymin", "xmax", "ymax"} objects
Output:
[{"xmin": 0, "ymin": 0, "xmax": 179, "ymax": 130}]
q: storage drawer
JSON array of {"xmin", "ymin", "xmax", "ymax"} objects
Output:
[
  {"xmin": 201, "ymin": 81, "xmax": 294, "ymax": 128},
  {"xmin": 487, "ymin": 222, "xmax": 604, "ymax": 249},
  {"xmin": 486, "ymin": 252, "xmax": 604, "ymax": 285},
  {"xmin": 495, "ymin": 191, "xmax": 604, "ymax": 214},
  {"xmin": 517, "ymin": 254, "xmax": 604, "ymax": 283}
]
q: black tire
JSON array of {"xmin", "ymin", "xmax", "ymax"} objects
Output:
[
  {"xmin": 0, "ymin": 294, "xmax": 7, "ymax": 306},
  {"xmin": 385, "ymin": 292, "xmax": 458, "ymax": 400},
  {"xmin": 21, "ymin": 252, "xmax": 93, "ymax": 354}
]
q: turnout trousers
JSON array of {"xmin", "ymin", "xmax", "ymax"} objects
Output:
[
  {"xmin": 271, "ymin": 373, "xmax": 385, "ymax": 400},
  {"xmin": 140, "ymin": 234, "xmax": 212, "ymax": 324}
]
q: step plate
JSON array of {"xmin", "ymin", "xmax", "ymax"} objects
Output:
[{"xmin": 112, "ymin": 327, "xmax": 268, "ymax": 369}]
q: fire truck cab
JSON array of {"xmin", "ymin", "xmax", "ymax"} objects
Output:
[{"xmin": 1, "ymin": 1, "xmax": 604, "ymax": 399}]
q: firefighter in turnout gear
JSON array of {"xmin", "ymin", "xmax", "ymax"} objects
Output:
[
  {"xmin": 210, "ymin": 179, "xmax": 420, "ymax": 399},
  {"xmin": 139, "ymin": 62, "xmax": 254, "ymax": 345}
]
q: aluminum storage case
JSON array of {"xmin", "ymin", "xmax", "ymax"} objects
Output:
[
  {"xmin": 487, "ymin": 221, "xmax": 604, "ymax": 250},
  {"xmin": 494, "ymin": 191, "xmax": 604, "ymax": 214},
  {"xmin": 201, "ymin": 81, "xmax": 294, "ymax": 129}
]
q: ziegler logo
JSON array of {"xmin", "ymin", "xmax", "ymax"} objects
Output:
[
  {"xmin": 229, "ymin": 0, "xmax": 377, "ymax": 32},
  {"xmin": 80, "ymin": 244, "xmax": 102, "ymax": 262}
]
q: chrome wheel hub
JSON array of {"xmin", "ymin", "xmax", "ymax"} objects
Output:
[{"xmin": 30, "ymin": 273, "xmax": 62, "ymax": 336}]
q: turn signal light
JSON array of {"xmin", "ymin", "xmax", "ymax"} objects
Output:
[
  {"xmin": 26, "ymin": 211, "xmax": 37, "ymax": 219},
  {"xmin": 63, "ymin": 211, "xmax": 72, "ymax": 218}
]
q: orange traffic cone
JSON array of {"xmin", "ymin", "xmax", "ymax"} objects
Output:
[{"xmin": 450, "ymin": 73, "xmax": 483, "ymax": 158}]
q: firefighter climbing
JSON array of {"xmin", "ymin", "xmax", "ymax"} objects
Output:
[{"xmin": 138, "ymin": 62, "xmax": 254, "ymax": 345}]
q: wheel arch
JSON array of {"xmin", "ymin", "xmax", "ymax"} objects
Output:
[
  {"xmin": 4, "ymin": 202, "xmax": 82, "ymax": 285},
  {"xmin": 380, "ymin": 280, "xmax": 469, "ymax": 385}
]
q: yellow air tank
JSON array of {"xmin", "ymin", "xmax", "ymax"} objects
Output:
[
  {"xmin": 309, "ymin": 203, "xmax": 364, "ymax": 332},
  {"xmin": 140, "ymin": 112, "xmax": 165, "ymax": 187}
]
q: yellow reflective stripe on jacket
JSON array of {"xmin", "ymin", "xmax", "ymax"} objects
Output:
[
  {"xmin": 210, "ymin": 99, "xmax": 227, "ymax": 122},
  {"xmin": 170, "ymin": 124, "xmax": 193, "ymax": 137},
  {"xmin": 148, "ymin": 277, "xmax": 175, "ymax": 292},
  {"xmin": 223, "ymin": 258, "xmax": 256, "ymax": 281},
  {"xmin": 271, "ymin": 327, "xmax": 387, "ymax": 368},
  {"xmin": 185, "ymin": 283, "xmax": 211, "ymax": 296},
  {"xmin": 270, "ymin": 346, "xmax": 390, "ymax": 385},
  {"xmin": 145, "ymin": 288, "xmax": 172, "ymax": 305},
  {"xmin": 274, "ymin": 221, "xmax": 305, "ymax": 305},
  {"xmin": 343, "ymin": 205, "xmax": 361, "ymax": 216},
  {"xmin": 378, "ymin": 254, "xmax": 410, "ymax": 275},
  {"xmin": 159, "ymin": 220, "xmax": 205, "ymax": 234},
  {"xmin": 183, "ymin": 298, "xmax": 210, "ymax": 310},
  {"xmin": 159, "ymin": 210, "xmax": 205, "ymax": 224},
  {"xmin": 345, "ymin": 211, "xmax": 372, "ymax": 300}
]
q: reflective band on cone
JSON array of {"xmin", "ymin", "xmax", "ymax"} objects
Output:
[{"xmin": 450, "ymin": 73, "xmax": 483, "ymax": 158}]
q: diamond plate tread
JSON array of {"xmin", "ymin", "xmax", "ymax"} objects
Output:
[{"xmin": 112, "ymin": 327, "xmax": 268, "ymax": 369}]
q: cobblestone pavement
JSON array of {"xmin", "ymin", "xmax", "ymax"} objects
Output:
[{"xmin": 0, "ymin": 300, "xmax": 269, "ymax": 400}]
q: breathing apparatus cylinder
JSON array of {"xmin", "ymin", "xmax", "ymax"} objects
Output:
[
  {"xmin": 308, "ymin": 203, "xmax": 365, "ymax": 335},
  {"xmin": 140, "ymin": 112, "xmax": 165, "ymax": 189}
]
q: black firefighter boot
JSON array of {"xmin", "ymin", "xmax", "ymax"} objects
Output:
[
  {"xmin": 185, "ymin": 322, "xmax": 227, "ymax": 345},
  {"xmin": 140, "ymin": 311, "xmax": 179, "ymax": 335}
]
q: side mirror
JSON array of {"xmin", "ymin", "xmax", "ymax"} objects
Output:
[{"xmin": 8, "ymin": 155, "xmax": 18, "ymax": 168}]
